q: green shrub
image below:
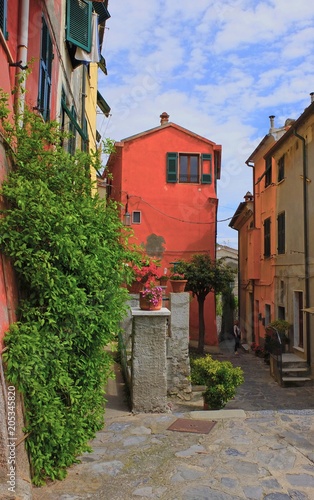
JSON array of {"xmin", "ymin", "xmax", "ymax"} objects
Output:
[{"xmin": 191, "ymin": 355, "xmax": 244, "ymax": 409}]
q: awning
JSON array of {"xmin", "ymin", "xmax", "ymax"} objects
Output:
[
  {"xmin": 301, "ymin": 307, "xmax": 314, "ymax": 314},
  {"xmin": 98, "ymin": 55, "xmax": 107, "ymax": 75},
  {"xmin": 97, "ymin": 91, "xmax": 111, "ymax": 116}
]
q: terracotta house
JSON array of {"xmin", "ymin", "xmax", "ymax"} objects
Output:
[
  {"xmin": 105, "ymin": 112, "xmax": 222, "ymax": 347},
  {"xmin": 231, "ymin": 99, "xmax": 314, "ymax": 380}
]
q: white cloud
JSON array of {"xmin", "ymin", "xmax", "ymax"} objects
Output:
[{"xmin": 98, "ymin": 0, "xmax": 314, "ymax": 247}]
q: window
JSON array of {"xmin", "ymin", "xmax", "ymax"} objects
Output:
[
  {"xmin": 38, "ymin": 17, "xmax": 53, "ymax": 121},
  {"xmin": 278, "ymin": 306, "xmax": 285, "ymax": 320},
  {"xmin": 166, "ymin": 153, "xmax": 212, "ymax": 184},
  {"xmin": 278, "ymin": 155, "xmax": 285, "ymax": 182},
  {"xmin": 277, "ymin": 212, "xmax": 285, "ymax": 254},
  {"xmin": 179, "ymin": 154, "xmax": 199, "ymax": 183},
  {"xmin": 66, "ymin": 0, "xmax": 92, "ymax": 52},
  {"xmin": 0, "ymin": 0, "xmax": 7, "ymax": 38},
  {"xmin": 132, "ymin": 211, "xmax": 141, "ymax": 224},
  {"xmin": 264, "ymin": 217, "xmax": 271, "ymax": 257},
  {"xmin": 265, "ymin": 156, "xmax": 272, "ymax": 187},
  {"xmin": 265, "ymin": 304, "xmax": 271, "ymax": 327}
]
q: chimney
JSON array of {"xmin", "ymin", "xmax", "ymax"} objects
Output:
[
  {"xmin": 160, "ymin": 112, "xmax": 169, "ymax": 125},
  {"xmin": 310, "ymin": 92, "xmax": 314, "ymax": 103},
  {"xmin": 244, "ymin": 191, "xmax": 253, "ymax": 202},
  {"xmin": 269, "ymin": 115, "xmax": 275, "ymax": 132}
]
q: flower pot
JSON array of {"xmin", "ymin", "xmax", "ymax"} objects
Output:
[
  {"xmin": 127, "ymin": 281, "xmax": 144, "ymax": 293},
  {"xmin": 170, "ymin": 280, "xmax": 187, "ymax": 293},
  {"xmin": 139, "ymin": 292, "xmax": 162, "ymax": 311}
]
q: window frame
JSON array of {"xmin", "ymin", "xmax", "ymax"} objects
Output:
[
  {"xmin": 264, "ymin": 217, "xmax": 271, "ymax": 258},
  {"xmin": 132, "ymin": 211, "xmax": 141, "ymax": 224},
  {"xmin": 277, "ymin": 211, "xmax": 285, "ymax": 255}
]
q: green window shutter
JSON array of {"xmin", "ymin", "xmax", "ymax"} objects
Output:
[
  {"xmin": 167, "ymin": 152, "xmax": 178, "ymax": 183},
  {"xmin": 66, "ymin": 0, "xmax": 92, "ymax": 52},
  {"xmin": 38, "ymin": 17, "xmax": 53, "ymax": 121},
  {"xmin": 201, "ymin": 153, "xmax": 212, "ymax": 184},
  {"xmin": 0, "ymin": 0, "xmax": 8, "ymax": 39}
]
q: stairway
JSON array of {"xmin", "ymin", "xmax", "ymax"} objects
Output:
[{"xmin": 281, "ymin": 353, "xmax": 312, "ymax": 387}]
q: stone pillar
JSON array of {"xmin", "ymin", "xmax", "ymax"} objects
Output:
[
  {"xmin": 131, "ymin": 308, "xmax": 171, "ymax": 413},
  {"xmin": 167, "ymin": 293, "xmax": 192, "ymax": 397}
]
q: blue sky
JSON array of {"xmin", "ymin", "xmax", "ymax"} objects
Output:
[{"xmin": 97, "ymin": 0, "xmax": 314, "ymax": 248}]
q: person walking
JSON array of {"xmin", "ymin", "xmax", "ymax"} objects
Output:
[{"xmin": 233, "ymin": 320, "xmax": 241, "ymax": 354}]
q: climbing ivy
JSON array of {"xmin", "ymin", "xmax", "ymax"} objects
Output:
[{"xmin": 0, "ymin": 93, "xmax": 133, "ymax": 485}]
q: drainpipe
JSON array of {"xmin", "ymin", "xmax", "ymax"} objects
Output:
[
  {"xmin": 15, "ymin": 0, "xmax": 30, "ymax": 118},
  {"xmin": 294, "ymin": 129, "xmax": 311, "ymax": 366}
]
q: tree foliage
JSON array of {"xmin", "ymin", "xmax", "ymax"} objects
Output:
[
  {"xmin": 178, "ymin": 254, "xmax": 236, "ymax": 353},
  {"xmin": 0, "ymin": 93, "xmax": 134, "ymax": 485}
]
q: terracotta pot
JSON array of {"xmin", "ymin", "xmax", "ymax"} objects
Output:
[
  {"xmin": 139, "ymin": 293, "xmax": 162, "ymax": 311},
  {"xmin": 170, "ymin": 280, "xmax": 187, "ymax": 293},
  {"xmin": 127, "ymin": 281, "xmax": 144, "ymax": 293}
]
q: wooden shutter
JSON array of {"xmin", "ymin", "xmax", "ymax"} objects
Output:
[
  {"xmin": 166, "ymin": 153, "xmax": 178, "ymax": 183},
  {"xmin": 66, "ymin": 0, "xmax": 92, "ymax": 52},
  {"xmin": 201, "ymin": 153, "xmax": 212, "ymax": 184}
]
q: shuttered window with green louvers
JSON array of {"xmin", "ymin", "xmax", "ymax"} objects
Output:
[
  {"xmin": 166, "ymin": 152, "xmax": 178, "ymax": 183},
  {"xmin": 66, "ymin": 0, "xmax": 92, "ymax": 52},
  {"xmin": 201, "ymin": 153, "xmax": 212, "ymax": 184}
]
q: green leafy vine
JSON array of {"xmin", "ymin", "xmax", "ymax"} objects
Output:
[{"xmin": 0, "ymin": 91, "xmax": 133, "ymax": 485}]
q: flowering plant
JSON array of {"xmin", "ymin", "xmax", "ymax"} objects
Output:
[
  {"xmin": 140, "ymin": 279, "xmax": 163, "ymax": 305},
  {"xmin": 131, "ymin": 261, "xmax": 161, "ymax": 283}
]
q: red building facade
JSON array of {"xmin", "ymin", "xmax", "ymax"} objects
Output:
[{"xmin": 106, "ymin": 112, "xmax": 222, "ymax": 346}]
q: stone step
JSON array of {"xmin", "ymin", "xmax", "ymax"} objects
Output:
[
  {"xmin": 282, "ymin": 367, "xmax": 309, "ymax": 373},
  {"xmin": 281, "ymin": 376, "xmax": 312, "ymax": 386}
]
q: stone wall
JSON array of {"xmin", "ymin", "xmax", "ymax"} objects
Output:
[
  {"xmin": 167, "ymin": 293, "xmax": 192, "ymax": 398},
  {"xmin": 119, "ymin": 292, "xmax": 192, "ymax": 412}
]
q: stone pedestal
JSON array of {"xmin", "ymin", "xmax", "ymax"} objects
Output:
[{"xmin": 131, "ymin": 308, "xmax": 170, "ymax": 413}]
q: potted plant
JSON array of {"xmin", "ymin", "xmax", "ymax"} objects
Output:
[
  {"xmin": 139, "ymin": 279, "xmax": 163, "ymax": 310},
  {"xmin": 190, "ymin": 354, "xmax": 244, "ymax": 410},
  {"xmin": 169, "ymin": 262, "xmax": 188, "ymax": 292},
  {"xmin": 127, "ymin": 258, "xmax": 161, "ymax": 293}
]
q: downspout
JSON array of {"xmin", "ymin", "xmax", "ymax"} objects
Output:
[
  {"xmin": 15, "ymin": 0, "xmax": 30, "ymax": 117},
  {"xmin": 81, "ymin": 65, "xmax": 87, "ymax": 150},
  {"xmin": 294, "ymin": 129, "xmax": 311, "ymax": 366}
]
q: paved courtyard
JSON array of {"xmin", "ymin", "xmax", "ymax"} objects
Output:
[{"xmin": 29, "ymin": 340, "xmax": 314, "ymax": 500}]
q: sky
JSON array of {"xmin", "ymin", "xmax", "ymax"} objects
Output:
[{"xmin": 97, "ymin": 0, "xmax": 314, "ymax": 248}]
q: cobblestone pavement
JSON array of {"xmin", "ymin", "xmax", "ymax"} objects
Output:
[{"xmin": 29, "ymin": 341, "xmax": 314, "ymax": 500}]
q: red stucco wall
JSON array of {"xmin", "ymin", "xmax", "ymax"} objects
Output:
[{"xmin": 109, "ymin": 123, "xmax": 221, "ymax": 346}]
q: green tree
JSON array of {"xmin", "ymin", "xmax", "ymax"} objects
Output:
[
  {"xmin": 179, "ymin": 254, "xmax": 236, "ymax": 354},
  {"xmin": 0, "ymin": 92, "xmax": 134, "ymax": 485}
]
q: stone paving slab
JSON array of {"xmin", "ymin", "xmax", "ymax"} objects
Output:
[
  {"xmin": 31, "ymin": 409, "xmax": 314, "ymax": 500},
  {"xmin": 27, "ymin": 346, "xmax": 314, "ymax": 499}
]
